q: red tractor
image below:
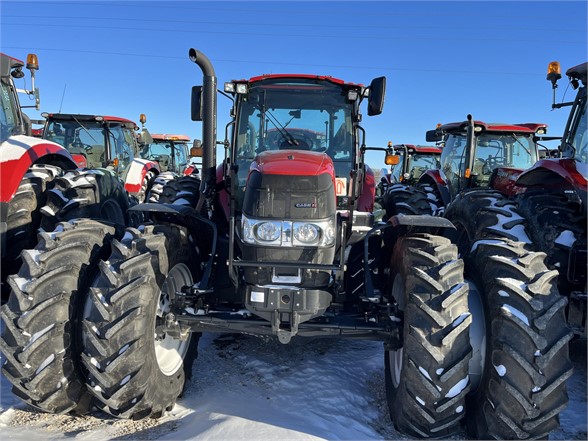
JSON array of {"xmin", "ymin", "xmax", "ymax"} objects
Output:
[
  {"xmin": 0, "ymin": 49, "xmax": 570, "ymax": 440},
  {"xmin": 41, "ymin": 112, "xmax": 160, "ymax": 205},
  {"xmin": 0, "ymin": 53, "xmax": 77, "ymax": 299},
  {"xmin": 515, "ymin": 61, "xmax": 587, "ymax": 336},
  {"xmin": 137, "ymin": 132, "xmax": 200, "ymax": 202},
  {"xmin": 390, "ymin": 116, "xmax": 573, "ymax": 438},
  {"xmin": 379, "ymin": 143, "xmax": 442, "ymax": 217}
]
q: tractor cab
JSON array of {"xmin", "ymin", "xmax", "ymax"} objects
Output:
[{"xmin": 426, "ymin": 118, "xmax": 545, "ymax": 197}]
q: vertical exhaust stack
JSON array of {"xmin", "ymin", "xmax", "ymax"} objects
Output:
[{"xmin": 189, "ymin": 48, "xmax": 217, "ymax": 204}]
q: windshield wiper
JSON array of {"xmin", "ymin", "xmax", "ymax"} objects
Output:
[
  {"xmin": 264, "ymin": 108, "xmax": 299, "ymax": 147},
  {"xmin": 71, "ymin": 115, "xmax": 100, "ymax": 144}
]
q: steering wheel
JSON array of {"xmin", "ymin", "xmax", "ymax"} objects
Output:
[{"xmin": 477, "ymin": 156, "xmax": 506, "ymax": 175}]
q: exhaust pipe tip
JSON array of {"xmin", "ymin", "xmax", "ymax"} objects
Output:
[{"xmin": 189, "ymin": 48, "xmax": 198, "ymax": 63}]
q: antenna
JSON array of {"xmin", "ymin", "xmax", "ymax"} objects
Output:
[{"xmin": 59, "ymin": 84, "xmax": 67, "ymax": 113}]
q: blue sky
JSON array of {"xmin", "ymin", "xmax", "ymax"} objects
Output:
[{"xmin": 2, "ymin": 0, "xmax": 586, "ymax": 168}]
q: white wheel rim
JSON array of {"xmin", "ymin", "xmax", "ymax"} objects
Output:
[{"xmin": 155, "ymin": 263, "xmax": 192, "ymax": 376}]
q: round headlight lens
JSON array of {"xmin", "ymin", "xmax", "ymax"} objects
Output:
[
  {"xmin": 256, "ymin": 222, "xmax": 281, "ymax": 241},
  {"xmin": 294, "ymin": 223, "xmax": 319, "ymax": 243}
]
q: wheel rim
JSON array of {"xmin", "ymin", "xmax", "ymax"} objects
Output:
[
  {"xmin": 389, "ymin": 273, "xmax": 406, "ymax": 389},
  {"xmin": 155, "ymin": 263, "xmax": 192, "ymax": 376},
  {"xmin": 99, "ymin": 199, "xmax": 125, "ymax": 226}
]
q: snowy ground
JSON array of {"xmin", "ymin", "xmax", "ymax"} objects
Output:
[{"xmin": 1, "ymin": 333, "xmax": 586, "ymax": 440}]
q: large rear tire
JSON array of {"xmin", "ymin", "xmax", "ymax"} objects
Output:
[
  {"xmin": 0, "ymin": 219, "xmax": 116, "ymax": 414},
  {"xmin": 81, "ymin": 224, "xmax": 200, "ymax": 419},
  {"xmin": 517, "ymin": 192, "xmax": 586, "ymax": 297},
  {"xmin": 385, "ymin": 233, "xmax": 472, "ymax": 438},
  {"xmin": 465, "ymin": 239, "xmax": 573, "ymax": 439},
  {"xmin": 1, "ymin": 164, "xmax": 61, "ymax": 301},
  {"xmin": 40, "ymin": 169, "xmax": 129, "ymax": 231}
]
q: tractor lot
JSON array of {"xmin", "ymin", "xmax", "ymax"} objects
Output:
[{"xmin": 1, "ymin": 333, "xmax": 586, "ymax": 440}]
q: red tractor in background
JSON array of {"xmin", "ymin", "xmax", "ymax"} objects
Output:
[
  {"xmin": 378, "ymin": 143, "xmax": 442, "ymax": 218},
  {"xmin": 41, "ymin": 112, "xmax": 160, "ymax": 205},
  {"xmin": 137, "ymin": 132, "xmax": 200, "ymax": 202},
  {"xmin": 515, "ymin": 61, "xmax": 587, "ymax": 336},
  {"xmin": 389, "ymin": 116, "xmax": 573, "ymax": 438},
  {"xmin": 0, "ymin": 52, "xmax": 78, "ymax": 299}
]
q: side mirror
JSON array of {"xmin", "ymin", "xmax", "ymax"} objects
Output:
[
  {"xmin": 426, "ymin": 129, "xmax": 442, "ymax": 142},
  {"xmin": 138, "ymin": 128, "xmax": 153, "ymax": 145},
  {"xmin": 190, "ymin": 139, "xmax": 203, "ymax": 157},
  {"xmin": 191, "ymin": 86, "xmax": 203, "ymax": 121},
  {"xmin": 367, "ymin": 76, "xmax": 386, "ymax": 116}
]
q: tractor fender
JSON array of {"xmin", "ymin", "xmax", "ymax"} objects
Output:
[
  {"xmin": 123, "ymin": 158, "xmax": 160, "ymax": 194},
  {"xmin": 0, "ymin": 135, "xmax": 77, "ymax": 202},
  {"xmin": 514, "ymin": 158, "xmax": 588, "ymax": 207},
  {"xmin": 388, "ymin": 213, "xmax": 456, "ymax": 230},
  {"xmin": 418, "ymin": 169, "xmax": 451, "ymax": 207},
  {"xmin": 516, "ymin": 158, "xmax": 588, "ymax": 190}
]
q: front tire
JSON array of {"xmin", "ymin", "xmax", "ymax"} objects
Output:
[
  {"xmin": 385, "ymin": 233, "xmax": 472, "ymax": 438},
  {"xmin": 81, "ymin": 224, "xmax": 200, "ymax": 419},
  {"xmin": 0, "ymin": 219, "xmax": 116, "ymax": 414},
  {"xmin": 465, "ymin": 239, "xmax": 573, "ymax": 439}
]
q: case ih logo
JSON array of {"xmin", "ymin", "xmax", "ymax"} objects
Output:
[{"xmin": 295, "ymin": 202, "xmax": 316, "ymax": 208}]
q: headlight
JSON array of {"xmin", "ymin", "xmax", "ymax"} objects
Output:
[
  {"xmin": 241, "ymin": 214, "xmax": 336, "ymax": 247},
  {"xmin": 293, "ymin": 223, "xmax": 319, "ymax": 244},
  {"xmin": 256, "ymin": 221, "xmax": 281, "ymax": 242}
]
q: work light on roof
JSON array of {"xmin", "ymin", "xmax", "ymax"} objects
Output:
[
  {"xmin": 224, "ymin": 82, "xmax": 235, "ymax": 93},
  {"xmin": 347, "ymin": 90, "xmax": 359, "ymax": 101},
  {"xmin": 236, "ymin": 83, "xmax": 248, "ymax": 94}
]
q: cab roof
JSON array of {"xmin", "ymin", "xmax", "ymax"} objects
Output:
[
  {"xmin": 238, "ymin": 74, "xmax": 363, "ymax": 88},
  {"xmin": 393, "ymin": 144, "xmax": 442, "ymax": 154},
  {"xmin": 46, "ymin": 113, "xmax": 138, "ymax": 128},
  {"xmin": 437, "ymin": 120, "xmax": 547, "ymax": 134},
  {"xmin": 566, "ymin": 62, "xmax": 587, "ymax": 85},
  {"xmin": 0, "ymin": 53, "xmax": 24, "ymax": 78},
  {"xmin": 151, "ymin": 134, "xmax": 191, "ymax": 142}
]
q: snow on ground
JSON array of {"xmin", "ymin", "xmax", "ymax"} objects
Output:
[{"xmin": 0, "ymin": 333, "xmax": 586, "ymax": 440}]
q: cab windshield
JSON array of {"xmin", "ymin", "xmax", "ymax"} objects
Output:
[
  {"xmin": 140, "ymin": 141, "xmax": 188, "ymax": 172},
  {"xmin": 234, "ymin": 79, "xmax": 355, "ymax": 178},
  {"xmin": 441, "ymin": 131, "xmax": 538, "ymax": 189},
  {"xmin": 565, "ymin": 94, "xmax": 587, "ymax": 163}
]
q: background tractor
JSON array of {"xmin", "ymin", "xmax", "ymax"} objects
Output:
[
  {"xmin": 41, "ymin": 112, "xmax": 159, "ymax": 204},
  {"xmin": 378, "ymin": 143, "xmax": 442, "ymax": 218},
  {"xmin": 137, "ymin": 132, "xmax": 200, "ymax": 202},
  {"xmin": 383, "ymin": 115, "xmax": 573, "ymax": 438}
]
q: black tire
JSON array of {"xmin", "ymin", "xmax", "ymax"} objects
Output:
[
  {"xmin": 385, "ymin": 233, "xmax": 472, "ymax": 438},
  {"xmin": 0, "ymin": 219, "xmax": 117, "ymax": 414},
  {"xmin": 157, "ymin": 175, "xmax": 201, "ymax": 207},
  {"xmin": 465, "ymin": 239, "xmax": 573, "ymax": 440},
  {"xmin": 40, "ymin": 169, "xmax": 129, "ymax": 231},
  {"xmin": 517, "ymin": 192, "xmax": 587, "ymax": 296},
  {"xmin": 136, "ymin": 169, "xmax": 156, "ymax": 203},
  {"xmin": 1, "ymin": 164, "xmax": 62, "ymax": 301},
  {"xmin": 383, "ymin": 184, "xmax": 434, "ymax": 219},
  {"xmin": 444, "ymin": 189, "xmax": 532, "ymax": 258},
  {"xmin": 417, "ymin": 181, "xmax": 444, "ymax": 216},
  {"xmin": 146, "ymin": 171, "xmax": 177, "ymax": 203},
  {"xmin": 81, "ymin": 224, "xmax": 200, "ymax": 419}
]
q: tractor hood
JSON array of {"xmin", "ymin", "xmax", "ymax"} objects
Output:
[{"xmin": 251, "ymin": 150, "xmax": 335, "ymax": 180}]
